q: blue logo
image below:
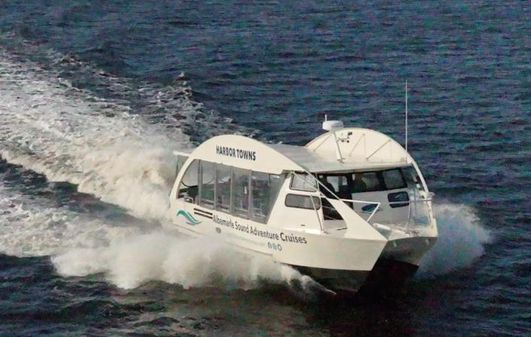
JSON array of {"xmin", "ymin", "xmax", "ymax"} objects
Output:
[{"xmin": 176, "ymin": 210, "xmax": 201, "ymax": 225}]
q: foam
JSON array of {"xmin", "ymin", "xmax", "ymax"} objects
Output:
[
  {"xmin": 417, "ymin": 203, "xmax": 492, "ymax": 277},
  {"xmin": 52, "ymin": 232, "xmax": 318, "ymax": 292},
  {"xmin": 0, "ymin": 46, "xmax": 321, "ymax": 293},
  {"xmin": 0, "ymin": 182, "xmax": 320, "ymax": 293},
  {"xmin": 0, "ymin": 182, "xmax": 150, "ymax": 257},
  {"xmin": 0, "ymin": 46, "xmax": 189, "ymax": 221}
]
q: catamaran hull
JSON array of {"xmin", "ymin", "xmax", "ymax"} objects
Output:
[
  {"xmin": 167, "ymin": 206, "xmax": 390, "ymax": 291},
  {"xmin": 294, "ymin": 266, "xmax": 370, "ymax": 293},
  {"xmin": 381, "ymin": 236, "xmax": 437, "ymax": 266},
  {"xmin": 290, "ymin": 236, "xmax": 437, "ymax": 293}
]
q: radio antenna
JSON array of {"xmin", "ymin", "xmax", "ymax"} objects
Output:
[{"xmin": 405, "ymin": 80, "xmax": 407, "ymax": 152}]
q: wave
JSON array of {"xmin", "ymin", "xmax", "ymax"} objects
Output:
[
  {"xmin": 0, "ymin": 181, "xmax": 322, "ymax": 294},
  {"xmin": 0, "ymin": 35, "xmax": 259, "ymax": 220},
  {"xmin": 0, "ymin": 44, "xmax": 187, "ymax": 220},
  {"xmin": 0, "ymin": 181, "xmax": 152, "ymax": 257},
  {"xmin": 0, "ymin": 41, "xmax": 319, "ymax": 294},
  {"xmin": 417, "ymin": 203, "xmax": 492, "ymax": 277},
  {"xmin": 51, "ymin": 231, "xmax": 321, "ymax": 293}
]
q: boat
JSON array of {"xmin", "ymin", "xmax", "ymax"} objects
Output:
[{"xmin": 168, "ymin": 118, "xmax": 438, "ymax": 293}]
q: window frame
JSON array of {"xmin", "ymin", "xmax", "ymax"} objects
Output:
[
  {"xmin": 381, "ymin": 168, "xmax": 407, "ymax": 190},
  {"xmin": 231, "ymin": 167, "xmax": 251, "ymax": 219},
  {"xmin": 215, "ymin": 164, "xmax": 232, "ymax": 212},
  {"xmin": 198, "ymin": 160, "xmax": 216, "ymax": 209},
  {"xmin": 289, "ymin": 173, "xmax": 318, "ymax": 192},
  {"xmin": 284, "ymin": 193, "xmax": 321, "ymax": 210},
  {"xmin": 177, "ymin": 159, "xmax": 199, "ymax": 201}
]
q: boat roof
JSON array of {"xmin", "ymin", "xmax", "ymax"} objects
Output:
[
  {"xmin": 173, "ymin": 148, "xmax": 194, "ymax": 157},
  {"xmin": 180, "ymin": 128, "xmax": 414, "ymax": 175},
  {"xmin": 269, "ymin": 144, "xmax": 409, "ymax": 173}
]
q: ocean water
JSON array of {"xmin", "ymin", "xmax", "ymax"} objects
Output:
[{"xmin": 0, "ymin": 1, "xmax": 529, "ymax": 336}]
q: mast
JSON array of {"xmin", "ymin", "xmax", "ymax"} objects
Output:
[{"xmin": 405, "ymin": 80, "xmax": 408, "ymax": 154}]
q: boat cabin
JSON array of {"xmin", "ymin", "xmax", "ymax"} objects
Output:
[{"xmin": 171, "ymin": 127, "xmax": 433, "ymax": 236}]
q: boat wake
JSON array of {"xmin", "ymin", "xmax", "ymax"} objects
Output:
[
  {"xmin": 0, "ymin": 41, "xmax": 491, "ymax": 293},
  {"xmin": 52, "ymin": 231, "xmax": 321, "ymax": 292},
  {"xmin": 0, "ymin": 46, "xmax": 184, "ymax": 221},
  {"xmin": 0, "ymin": 180, "xmax": 324, "ymax": 294},
  {"xmin": 0, "ymin": 44, "xmax": 323, "ymax": 295}
]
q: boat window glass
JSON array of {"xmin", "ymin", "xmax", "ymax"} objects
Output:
[
  {"xmin": 388, "ymin": 191, "xmax": 410, "ymax": 208},
  {"xmin": 321, "ymin": 198, "xmax": 343, "ymax": 220},
  {"xmin": 178, "ymin": 159, "xmax": 199, "ymax": 202},
  {"xmin": 232, "ymin": 167, "xmax": 250, "ymax": 218},
  {"xmin": 285, "ymin": 194, "xmax": 321, "ymax": 210},
  {"xmin": 199, "ymin": 161, "xmax": 216, "ymax": 208},
  {"xmin": 382, "ymin": 169, "xmax": 406, "ymax": 190},
  {"xmin": 269, "ymin": 174, "xmax": 283, "ymax": 208},
  {"xmin": 317, "ymin": 175, "xmax": 337, "ymax": 196},
  {"xmin": 318, "ymin": 174, "xmax": 351, "ymax": 199},
  {"xmin": 251, "ymin": 172, "xmax": 281, "ymax": 223},
  {"xmin": 175, "ymin": 155, "xmax": 188, "ymax": 179},
  {"xmin": 216, "ymin": 164, "xmax": 232, "ymax": 212},
  {"xmin": 290, "ymin": 173, "xmax": 317, "ymax": 192},
  {"xmin": 352, "ymin": 172, "xmax": 382, "ymax": 192},
  {"xmin": 401, "ymin": 166, "xmax": 425, "ymax": 191}
]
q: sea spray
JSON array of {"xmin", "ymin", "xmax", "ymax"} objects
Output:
[
  {"xmin": 0, "ymin": 49, "xmax": 326, "ymax": 294},
  {"xmin": 51, "ymin": 231, "xmax": 322, "ymax": 292},
  {"xmin": 417, "ymin": 203, "xmax": 492, "ymax": 277},
  {"xmin": 1, "ymin": 182, "xmax": 325, "ymax": 294}
]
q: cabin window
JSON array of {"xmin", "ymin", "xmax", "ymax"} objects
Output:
[
  {"xmin": 216, "ymin": 164, "xmax": 232, "ymax": 212},
  {"xmin": 199, "ymin": 161, "xmax": 216, "ymax": 208},
  {"xmin": 175, "ymin": 155, "xmax": 188, "ymax": 179},
  {"xmin": 382, "ymin": 169, "xmax": 406, "ymax": 190},
  {"xmin": 232, "ymin": 167, "xmax": 250, "ymax": 218},
  {"xmin": 180, "ymin": 160, "xmax": 282, "ymax": 222},
  {"xmin": 352, "ymin": 172, "xmax": 383, "ymax": 192},
  {"xmin": 388, "ymin": 191, "xmax": 410, "ymax": 208},
  {"xmin": 318, "ymin": 174, "xmax": 351, "ymax": 199},
  {"xmin": 290, "ymin": 173, "xmax": 317, "ymax": 192},
  {"xmin": 251, "ymin": 172, "xmax": 282, "ymax": 223},
  {"xmin": 285, "ymin": 194, "xmax": 321, "ymax": 210},
  {"xmin": 178, "ymin": 159, "xmax": 199, "ymax": 202},
  {"xmin": 401, "ymin": 166, "xmax": 425, "ymax": 191},
  {"xmin": 321, "ymin": 198, "xmax": 344, "ymax": 220}
]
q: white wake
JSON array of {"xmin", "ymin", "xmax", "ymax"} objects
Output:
[
  {"xmin": 0, "ymin": 47, "xmax": 318, "ymax": 292},
  {"xmin": 0, "ymin": 47, "xmax": 187, "ymax": 221},
  {"xmin": 52, "ymin": 232, "xmax": 317, "ymax": 291},
  {"xmin": 0, "ymin": 44, "xmax": 491, "ymax": 291}
]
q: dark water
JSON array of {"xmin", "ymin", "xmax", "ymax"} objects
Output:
[{"xmin": 0, "ymin": 1, "xmax": 529, "ymax": 336}]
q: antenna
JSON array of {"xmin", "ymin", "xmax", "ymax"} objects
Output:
[{"xmin": 405, "ymin": 80, "xmax": 407, "ymax": 152}]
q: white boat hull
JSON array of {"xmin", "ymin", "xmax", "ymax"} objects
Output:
[{"xmin": 167, "ymin": 205, "xmax": 388, "ymax": 292}]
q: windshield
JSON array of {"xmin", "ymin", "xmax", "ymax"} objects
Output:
[{"xmin": 317, "ymin": 166, "xmax": 422, "ymax": 196}]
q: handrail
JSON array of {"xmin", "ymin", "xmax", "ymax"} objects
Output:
[
  {"xmin": 366, "ymin": 139, "xmax": 391, "ymax": 160},
  {"xmin": 387, "ymin": 198, "xmax": 433, "ymax": 204},
  {"xmin": 290, "ymin": 172, "xmax": 382, "ymax": 227},
  {"xmin": 289, "ymin": 171, "xmax": 434, "ymax": 233},
  {"xmin": 337, "ymin": 198, "xmax": 381, "ymax": 222},
  {"xmin": 289, "ymin": 172, "xmax": 324, "ymax": 233}
]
